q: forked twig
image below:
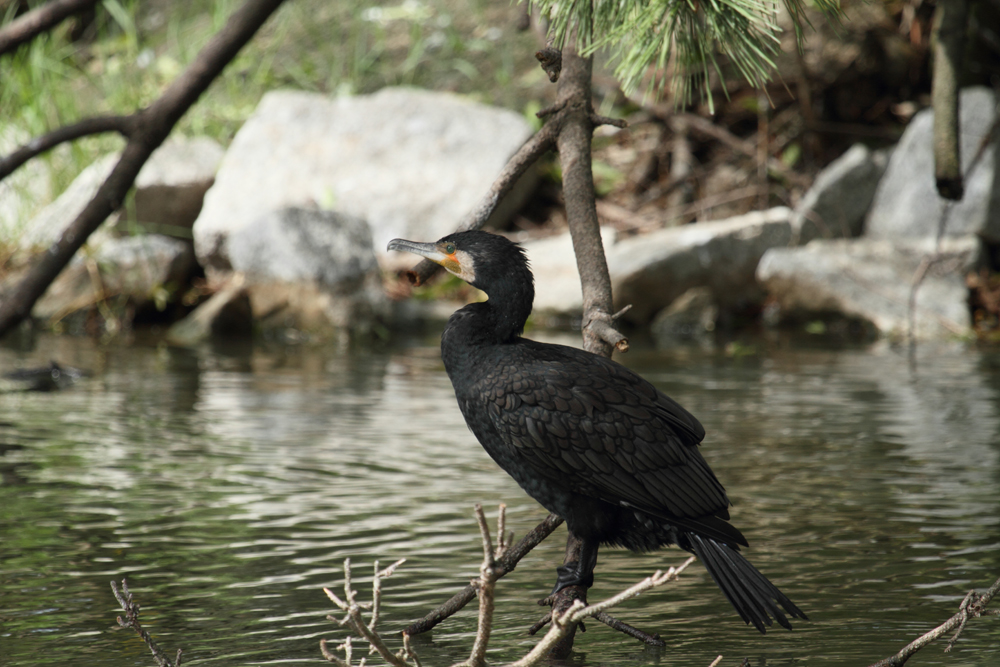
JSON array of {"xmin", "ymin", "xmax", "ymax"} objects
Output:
[
  {"xmin": 868, "ymin": 575, "xmax": 1000, "ymax": 667},
  {"xmin": 110, "ymin": 578, "xmax": 182, "ymax": 667}
]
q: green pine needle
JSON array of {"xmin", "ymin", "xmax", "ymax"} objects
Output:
[{"xmin": 529, "ymin": 0, "xmax": 842, "ymax": 110}]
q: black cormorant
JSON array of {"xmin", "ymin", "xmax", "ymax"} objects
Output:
[{"xmin": 388, "ymin": 230, "xmax": 806, "ymax": 633}]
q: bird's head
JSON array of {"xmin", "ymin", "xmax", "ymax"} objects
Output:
[{"xmin": 387, "ymin": 230, "xmax": 532, "ymax": 295}]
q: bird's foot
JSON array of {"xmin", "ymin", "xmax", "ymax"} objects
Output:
[{"xmin": 551, "ymin": 561, "xmax": 594, "ymax": 595}]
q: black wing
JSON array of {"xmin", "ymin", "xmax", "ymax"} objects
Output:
[{"xmin": 479, "ymin": 342, "xmax": 734, "ymax": 527}]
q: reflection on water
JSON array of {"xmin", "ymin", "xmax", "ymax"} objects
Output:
[{"xmin": 1, "ymin": 335, "xmax": 998, "ymax": 666}]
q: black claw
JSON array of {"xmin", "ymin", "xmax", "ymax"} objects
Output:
[{"xmin": 552, "ymin": 561, "xmax": 595, "ymax": 594}]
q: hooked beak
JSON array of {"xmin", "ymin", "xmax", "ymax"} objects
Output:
[{"xmin": 387, "ymin": 238, "xmax": 447, "ymax": 264}]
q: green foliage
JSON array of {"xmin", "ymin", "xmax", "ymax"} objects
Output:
[{"xmin": 529, "ymin": 0, "xmax": 842, "ymax": 110}]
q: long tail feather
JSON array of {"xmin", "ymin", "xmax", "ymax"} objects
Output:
[{"xmin": 688, "ymin": 533, "xmax": 807, "ymax": 633}]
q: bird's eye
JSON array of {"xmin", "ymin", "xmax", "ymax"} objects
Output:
[{"xmin": 444, "ymin": 243, "xmax": 456, "ymax": 254}]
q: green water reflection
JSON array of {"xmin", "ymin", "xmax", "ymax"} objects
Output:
[{"xmin": 1, "ymin": 335, "xmax": 998, "ymax": 666}]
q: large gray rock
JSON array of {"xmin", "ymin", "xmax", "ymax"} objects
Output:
[
  {"xmin": 226, "ymin": 207, "xmax": 386, "ymax": 335},
  {"xmin": 757, "ymin": 237, "xmax": 980, "ymax": 340},
  {"xmin": 132, "ymin": 136, "xmax": 224, "ymax": 235},
  {"xmin": 522, "ymin": 227, "xmax": 617, "ymax": 317},
  {"xmin": 33, "ymin": 234, "xmax": 197, "ymax": 322},
  {"xmin": 193, "ymin": 88, "xmax": 537, "ymax": 271},
  {"xmin": 791, "ymin": 143, "xmax": 889, "ymax": 244},
  {"xmin": 866, "ymin": 87, "xmax": 1000, "ymax": 242},
  {"xmin": 609, "ymin": 207, "xmax": 793, "ymax": 324}
]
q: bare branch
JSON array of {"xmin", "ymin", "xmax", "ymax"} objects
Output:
[
  {"xmin": 868, "ymin": 575, "xmax": 1000, "ymax": 667},
  {"xmin": 590, "ymin": 114, "xmax": 627, "ymax": 129},
  {"xmin": 556, "ymin": 47, "xmax": 624, "ymax": 358},
  {"xmin": 0, "ymin": 114, "xmax": 136, "ymax": 183},
  {"xmin": 930, "ymin": 0, "xmax": 969, "ymax": 200},
  {"xmin": 454, "ymin": 504, "xmax": 508, "ymax": 667},
  {"xmin": 110, "ymin": 578, "xmax": 182, "ymax": 667},
  {"xmin": 0, "ymin": 0, "xmax": 98, "ymax": 57},
  {"xmin": 403, "ymin": 513, "xmax": 564, "ymax": 637},
  {"xmin": 323, "ymin": 559, "xmax": 414, "ymax": 667},
  {"xmin": 0, "ymin": 0, "xmax": 288, "ymax": 338},
  {"xmin": 592, "ymin": 611, "xmax": 663, "ymax": 646}
]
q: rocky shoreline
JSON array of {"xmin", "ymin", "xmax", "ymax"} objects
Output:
[{"xmin": 2, "ymin": 86, "xmax": 998, "ymax": 345}]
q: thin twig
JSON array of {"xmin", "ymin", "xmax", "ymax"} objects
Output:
[
  {"xmin": 868, "ymin": 575, "xmax": 1000, "ymax": 667},
  {"xmin": 323, "ymin": 559, "xmax": 413, "ymax": 667},
  {"xmin": 456, "ymin": 505, "xmax": 507, "ymax": 667},
  {"xmin": 0, "ymin": 115, "xmax": 136, "ymax": 182},
  {"xmin": 110, "ymin": 578, "xmax": 182, "ymax": 667},
  {"xmin": 592, "ymin": 611, "xmax": 664, "ymax": 646}
]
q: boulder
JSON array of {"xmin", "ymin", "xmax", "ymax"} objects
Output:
[
  {"xmin": 609, "ymin": 207, "xmax": 793, "ymax": 325},
  {"xmin": 193, "ymin": 88, "xmax": 537, "ymax": 272},
  {"xmin": 757, "ymin": 237, "xmax": 980, "ymax": 340},
  {"xmin": 791, "ymin": 143, "xmax": 889, "ymax": 244},
  {"xmin": 131, "ymin": 136, "xmax": 224, "ymax": 236},
  {"xmin": 522, "ymin": 227, "xmax": 617, "ymax": 317},
  {"xmin": 865, "ymin": 87, "xmax": 1000, "ymax": 242},
  {"xmin": 33, "ymin": 234, "xmax": 197, "ymax": 322},
  {"xmin": 226, "ymin": 207, "xmax": 386, "ymax": 336}
]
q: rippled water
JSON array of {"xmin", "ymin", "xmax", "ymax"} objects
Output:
[{"xmin": 1, "ymin": 333, "xmax": 998, "ymax": 666}]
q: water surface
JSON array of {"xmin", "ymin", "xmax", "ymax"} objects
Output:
[{"xmin": 1, "ymin": 334, "xmax": 998, "ymax": 666}]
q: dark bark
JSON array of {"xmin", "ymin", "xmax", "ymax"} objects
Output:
[
  {"xmin": 931, "ymin": 0, "xmax": 969, "ymax": 200},
  {"xmin": 0, "ymin": 0, "xmax": 98, "ymax": 56},
  {"xmin": 0, "ymin": 0, "xmax": 287, "ymax": 338}
]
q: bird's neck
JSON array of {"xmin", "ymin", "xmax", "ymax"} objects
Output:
[{"xmin": 441, "ymin": 281, "xmax": 533, "ymax": 372}]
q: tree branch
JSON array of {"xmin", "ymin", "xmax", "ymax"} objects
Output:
[
  {"xmin": 555, "ymin": 46, "xmax": 624, "ymax": 357},
  {"xmin": 868, "ymin": 576, "xmax": 1000, "ymax": 667},
  {"xmin": 402, "ymin": 513, "xmax": 563, "ymax": 636},
  {"xmin": 0, "ymin": 114, "xmax": 136, "ymax": 182},
  {"xmin": 508, "ymin": 557, "xmax": 696, "ymax": 667},
  {"xmin": 111, "ymin": 578, "xmax": 182, "ymax": 667},
  {"xmin": 0, "ymin": 0, "xmax": 98, "ymax": 57},
  {"xmin": 930, "ymin": 0, "xmax": 969, "ymax": 200},
  {"xmin": 0, "ymin": 0, "xmax": 288, "ymax": 338}
]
